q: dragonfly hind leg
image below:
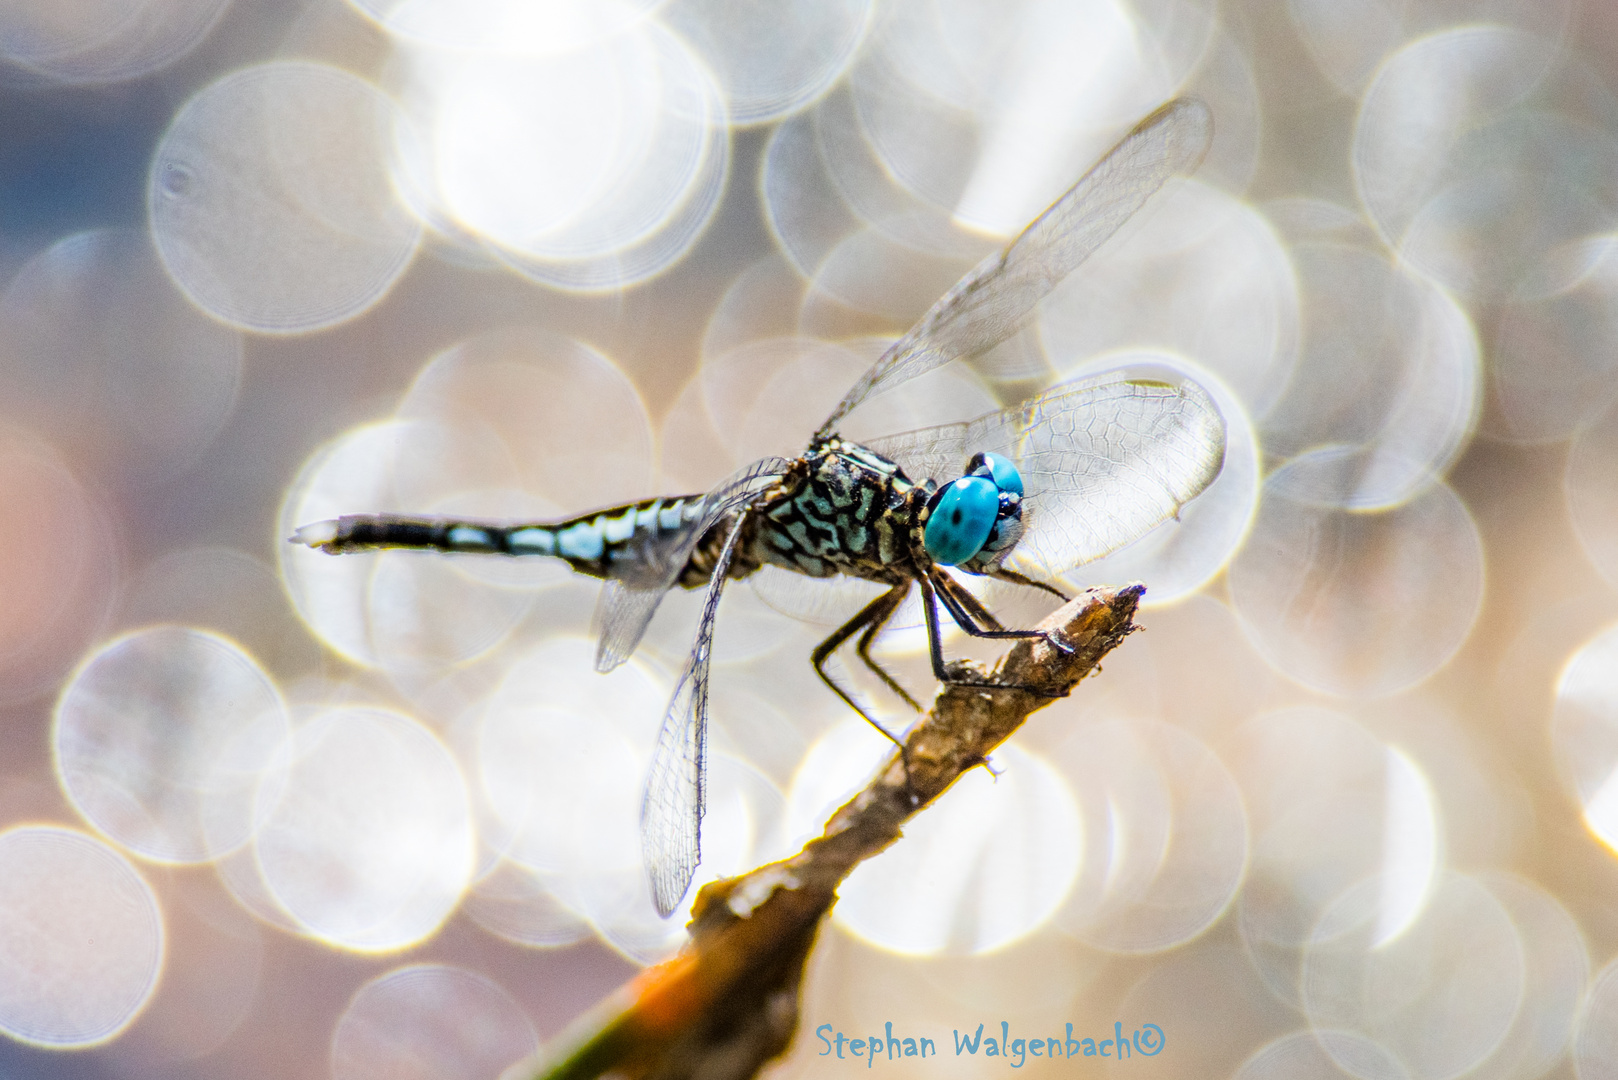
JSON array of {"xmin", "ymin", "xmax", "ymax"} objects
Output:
[
  {"xmin": 811, "ymin": 582, "xmax": 916, "ymax": 746},
  {"xmin": 855, "ymin": 590, "xmax": 924, "ymax": 714}
]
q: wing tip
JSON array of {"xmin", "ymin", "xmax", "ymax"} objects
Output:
[
  {"xmin": 647, "ymin": 858, "xmax": 695, "ymax": 919},
  {"xmin": 1141, "ymin": 96, "xmax": 1214, "ymax": 174},
  {"xmin": 650, "ymin": 877, "xmax": 680, "ymax": 919},
  {"xmin": 1177, "ymin": 377, "xmax": 1229, "ymax": 489}
]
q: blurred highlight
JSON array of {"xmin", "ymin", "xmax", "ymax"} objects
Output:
[{"xmin": 0, "ymin": 0, "xmax": 1613, "ymax": 1078}]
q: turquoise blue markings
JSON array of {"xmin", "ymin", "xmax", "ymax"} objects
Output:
[
  {"xmin": 446, "ymin": 525, "xmax": 496, "ymax": 550},
  {"xmin": 977, "ymin": 451, "xmax": 1023, "ymax": 495},
  {"xmin": 507, "ymin": 527, "xmax": 555, "ymax": 555},
  {"xmin": 544, "ymin": 496, "xmax": 702, "ymax": 563},
  {"xmin": 602, "ymin": 507, "xmax": 636, "ymax": 542},
  {"xmin": 923, "ymin": 452, "xmax": 1026, "ymax": 566},
  {"xmin": 556, "ymin": 521, "xmax": 605, "ymax": 560},
  {"xmin": 924, "ymin": 477, "xmax": 998, "ymax": 565},
  {"xmin": 383, "ymin": 496, "xmax": 704, "ymax": 563},
  {"xmin": 495, "ymin": 501, "xmax": 698, "ymax": 566}
]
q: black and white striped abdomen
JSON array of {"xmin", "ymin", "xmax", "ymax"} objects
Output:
[{"xmin": 293, "ymin": 495, "xmax": 712, "ymax": 586}]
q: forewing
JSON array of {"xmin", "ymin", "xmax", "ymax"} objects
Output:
[
  {"xmin": 640, "ymin": 512, "xmax": 752, "ymax": 917},
  {"xmin": 1013, "ymin": 379, "xmax": 1226, "ymax": 573},
  {"xmin": 593, "ymin": 456, "xmax": 791, "ymax": 672},
  {"xmin": 818, "ymin": 97, "xmax": 1213, "ymax": 435},
  {"xmin": 864, "ymin": 409, "xmax": 1013, "ymax": 487},
  {"xmin": 867, "ymin": 377, "xmax": 1226, "ymax": 571}
]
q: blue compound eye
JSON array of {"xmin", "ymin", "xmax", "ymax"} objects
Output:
[
  {"xmin": 978, "ymin": 452, "xmax": 1023, "ymax": 496},
  {"xmin": 924, "ymin": 476, "xmax": 999, "ymax": 566}
]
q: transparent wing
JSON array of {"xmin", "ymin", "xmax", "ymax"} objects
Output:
[
  {"xmin": 592, "ymin": 582, "xmax": 666, "ymax": 673},
  {"xmin": 816, "ymin": 97, "xmax": 1213, "ymax": 437},
  {"xmin": 593, "ymin": 455, "xmax": 791, "ymax": 672},
  {"xmin": 867, "ymin": 376, "xmax": 1226, "ymax": 573},
  {"xmin": 640, "ymin": 511, "xmax": 752, "ymax": 917}
]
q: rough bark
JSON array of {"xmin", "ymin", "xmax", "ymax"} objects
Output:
[{"xmin": 521, "ymin": 584, "xmax": 1145, "ymax": 1080}]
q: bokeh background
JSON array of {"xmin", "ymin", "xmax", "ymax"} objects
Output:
[{"xmin": 3, "ymin": 0, "xmax": 1618, "ymax": 1077}]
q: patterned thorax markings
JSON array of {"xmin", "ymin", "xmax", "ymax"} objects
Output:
[{"xmin": 752, "ymin": 440, "xmax": 920, "ymax": 582}]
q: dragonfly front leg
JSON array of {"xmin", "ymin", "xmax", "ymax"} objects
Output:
[
  {"xmin": 932, "ymin": 570, "xmax": 1048, "ymax": 641},
  {"xmin": 811, "ymin": 583, "xmax": 913, "ymax": 746},
  {"xmin": 989, "ymin": 565, "xmax": 1071, "ymax": 603},
  {"xmin": 937, "ymin": 570, "xmax": 1076, "ymax": 657},
  {"xmin": 919, "ymin": 570, "xmax": 1071, "ymax": 694}
]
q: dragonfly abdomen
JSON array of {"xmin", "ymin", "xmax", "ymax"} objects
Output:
[{"xmin": 295, "ymin": 495, "xmax": 728, "ymax": 586}]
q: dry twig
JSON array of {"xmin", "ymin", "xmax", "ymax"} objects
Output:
[{"xmin": 515, "ymin": 583, "xmax": 1145, "ymax": 1080}]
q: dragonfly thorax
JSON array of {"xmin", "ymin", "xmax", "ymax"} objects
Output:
[{"xmin": 749, "ymin": 439, "xmax": 920, "ymax": 583}]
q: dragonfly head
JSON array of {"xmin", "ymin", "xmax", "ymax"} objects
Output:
[{"xmin": 921, "ymin": 452, "xmax": 1025, "ymax": 571}]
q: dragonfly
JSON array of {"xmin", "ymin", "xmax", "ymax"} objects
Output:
[{"xmin": 294, "ymin": 97, "xmax": 1225, "ymax": 917}]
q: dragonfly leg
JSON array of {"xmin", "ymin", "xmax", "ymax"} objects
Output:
[
  {"xmin": 920, "ymin": 571, "xmax": 1069, "ymax": 696},
  {"xmin": 854, "ymin": 582, "xmax": 923, "ymax": 713},
  {"xmin": 810, "ymin": 584, "xmax": 913, "ymax": 746},
  {"xmin": 989, "ymin": 566, "xmax": 1071, "ymax": 603},
  {"xmin": 937, "ymin": 570, "xmax": 1075, "ymax": 656},
  {"xmin": 932, "ymin": 571, "xmax": 1045, "ymax": 641},
  {"xmin": 917, "ymin": 573, "xmax": 966, "ymax": 684}
]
